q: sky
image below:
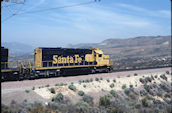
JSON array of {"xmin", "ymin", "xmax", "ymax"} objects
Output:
[{"xmin": 1, "ymin": 0, "xmax": 171, "ymax": 47}]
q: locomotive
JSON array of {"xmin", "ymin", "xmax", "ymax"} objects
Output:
[{"xmin": 1, "ymin": 47, "xmax": 113, "ymax": 81}]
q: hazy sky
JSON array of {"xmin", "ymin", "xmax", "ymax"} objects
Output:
[{"xmin": 1, "ymin": 0, "xmax": 171, "ymax": 47}]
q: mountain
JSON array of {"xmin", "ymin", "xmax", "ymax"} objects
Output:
[
  {"xmin": 2, "ymin": 42, "xmax": 34, "ymax": 56},
  {"xmin": 67, "ymin": 35, "xmax": 171, "ymax": 60},
  {"xmin": 2, "ymin": 36, "xmax": 171, "ymax": 62}
]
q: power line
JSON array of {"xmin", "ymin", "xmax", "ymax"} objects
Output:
[
  {"xmin": 2, "ymin": 0, "xmax": 100, "ymax": 22},
  {"xmin": 19, "ymin": 1, "xmax": 96, "ymax": 15}
]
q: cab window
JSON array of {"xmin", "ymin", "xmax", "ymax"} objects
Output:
[{"xmin": 99, "ymin": 54, "xmax": 102, "ymax": 57}]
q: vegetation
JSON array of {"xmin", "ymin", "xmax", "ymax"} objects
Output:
[
  {"xmin": 95, "ymin": 78, "xmax": 99, "ymax": 81},
  {"xmin": 82, "ymin": 95, "xmax": 94, "ymax": 105},
  {"xmin": 129, "ymin": 84, "xmax": 133, "ymax": 88},
  {"xmin": 32, "ymin": 86, "xmax": 35, "ymax": 90},
  {"xmin": 78, "ymin": 91, "xmax": 85, "ymax": 96},
  {"xmin": 83, "ymin": 85, "xmax": 86, "ymax": 88},
  {"xmin": 122, "ymin": 84, "xmax": 126, "ymax": 89},
  {"xmin": 50, "ymin": 88, "xmax": 55, "ymax": 94},
  {"xmin": 106, "ymin": 79, "xmax": 110, "ymax": 82},
  {"xmin": 68, "ymin": 84, "xmax": 76, "ymax": 92},
  {"xmin": 45, "ymin": 84, "xmax": 50, "ymax": 87},
  {"xmin": 160, "ymin": 74, "xmax": 167, "ymax": 81},
  {"xmin": 25, "ymin": 90, "xmax": 30, "ymax": 93},
  {"xmin": 52, "ymin": 93, "xmax": 63, "ymax": 103},
  {"xmin": 99, "ymin": 95, "xmax": 111, "ymax": 107},
  {"xmin": 134, "ymin": 73, "xmax": 138, "ymax": 76},
  {"xmin": 110, "ymin": 90, "xmax": 116, "ymax": 97},
  {"xmin": 110, "ymin": 83, "xmax": 115, "ymax": 88},
  {"xmin": 166, "ymin": 71, "xmax": 169, "ymax": 74}
]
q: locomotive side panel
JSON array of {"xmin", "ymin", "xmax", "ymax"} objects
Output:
[
  {"xmin": 1, "ymin": 47, "xmax": 8, "ymax": 69},
  {"xmin": 34, "ymin": 48, "xmax": 97, "ymax": 70}
]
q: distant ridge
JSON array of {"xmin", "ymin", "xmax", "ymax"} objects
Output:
[
  {"xmin": 2, "ymin": 42, "xmax": 34, "ymax": 56},
  {"xmin": 2, "ymin": 35, "xmax": 171, "ymax": 61},
  {"xmin": 67, "ymin": 35, "xmax": 171, "ymax": 60}
]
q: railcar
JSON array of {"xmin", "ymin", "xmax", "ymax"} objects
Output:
[
  {"xmin": 33, "ymin": 47, "xmax": 113, "ymax": 78},
  {"xmin": 1, "ymin": 47, "xmax": 21, "ymax": 81},
  {"xmin": 1, "ymin": 47, "xmax": 113, "ymax": 81}
]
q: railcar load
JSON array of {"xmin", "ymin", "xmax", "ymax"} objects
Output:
[{"xmin": 1, "ymin": 47, "xmax": 113, "ymax": 81}]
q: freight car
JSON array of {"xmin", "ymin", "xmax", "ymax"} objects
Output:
[
  {"xmin": 1, "ymin": 47, "xmax": 113, "ymax": 81},
  {"xmin": 1, "ymin": 47, "xmax": 21, "ymax": 81}
]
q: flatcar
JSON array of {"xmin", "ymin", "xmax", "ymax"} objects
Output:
[{"xmin": 1, "ymin": 47, "xmax": 113, "ymax": 81}]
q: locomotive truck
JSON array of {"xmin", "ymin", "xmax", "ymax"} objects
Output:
[{"xmin": 1, "ymin": 47, "xmax": 113, "ymax": 81}]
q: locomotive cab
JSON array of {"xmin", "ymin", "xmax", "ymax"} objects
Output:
[{"xmin": 93, "ymin": 48, "xmax": 112, "ymax": 68}]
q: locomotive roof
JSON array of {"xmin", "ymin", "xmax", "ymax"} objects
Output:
[{"xmin": 37, "ymin": 47, "xmax": 92, "ymax": 51}]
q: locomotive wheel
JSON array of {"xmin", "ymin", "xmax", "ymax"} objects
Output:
[{"xmin": 91, "ymin": 69, "xmax": 96, "ymax": 74}]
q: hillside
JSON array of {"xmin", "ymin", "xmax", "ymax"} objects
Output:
[
  {"xmin": 69, "ymin": 35, "xmax": 171, "ymax": 60},
  {"xmin": 2, "ymin": 68, "xmax": 172, "ymax": 113}
]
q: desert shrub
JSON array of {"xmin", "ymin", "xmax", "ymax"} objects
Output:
[
  {"xmin": 52, "ymin": 93, "xmax": 63, "ymax": 103},
  {"xmin": 157, "ymin": 89, "xmax": 164, "ymax": 97},
  {"xmin": 71, "ymin": 82, "xmax": 74, "ymax": 85},
  {"xmin": 110, "ymin": 90, "xmax": 116, "ymax": 97},
  {"xmin": 60, "ymin": 83, "xmax": 65, "ymax": 86},
  {"xmin": 154, "ymin": 75, "xmax": 158, "ymax": 78},
  {"xmin": 95, "ymin": 78, "xmax": 99, "ymax": 81},
  {"xmin": 151, "ymin": 75, "xmax": 154, "ymax": 80},
  {"xmin": 45, "ymin": 84, "xmax": 50, "ymax": 87},
  {"xmin": 68, "ymin": 84, "xmax": 76, "ymax": 91},
  {"xmin": 55, "ymin": 83, "xmax": 59, "ymax": 86},
  {"xmin": 76, "ymin": 101, "xmax": 89, "ymax": 112},
  {"xmin": 50, "ymin": 88, "xmax": 55, "ymax": 94},
  {"xmin": 78, "ymin": 91, "xmax": 85, "ymax": 96},
  {"xmin": 124, "ymin": 88, "xmax": 130, "ymax": 96},
  {"xmin": 25, "ymin": 90, "xmax": 30, "ymax": 93},
  {"xmin": 100, "ymin": 77, "xmax": 103, "ymax": 80},
  {"xmin": 110, "ymin": 83, "xmax": 115, "ymax": 88},
  {"xmin": 139, "ymin": 78, "xmax": 145, "ymax": 84},
  {"xmin": 160, "ymin": 74, "xmax": 167, "ymax": 81},
  {"xmin": 99, "ymin": 95, "xmax": 111, "ymax": 107},
  {"xmin": 141, "ymin": 97, "xmax": 150, "ymax": 107},
  {"xmin": 122, "ymin": 84, "xmax": 126, "ymax": 89},
  {"xmin": 106, "ymin": 79, "xmax": 110, "ymax": 82},
  {"xmin": 140, "ymin": 90, "xmax": 147, "ymax": 96},
  {"xmin": 90, "ymin": 78, "xmax": 93, "ymax": 82},
  {"xmin": 32, "ymin": 86, "xmax": 35, "ymax": 90},
  {"xmin": 129, "ymin": 85, "xmax": 133, "ymax": 88},
  {"xmin": 82, "ymin": 95, "xmax": 94, "ymax": 105},
  {"xmin": 79, "ymin": 80, "xmax": 82, "ymax": 84},
  {"xmin": 84, "ymin": 79, "xmax": 89, "ymax": 83},
  {"xmin": 135, "ymin": 103, "xmax": 141, "ymax": 109},
  {"xmin": 83, "ymin": 85, "xmax": 86, "ymax": 88},
  {"xmin": 164, "ymin": 93, "xmax": 171, "ymax": 98},
  {"xmin": 34, "ymin": 100, "xmax": 42, "ymax": 106},
  {"xmin": 145, "ymin": 76, "xmax": 152, "ymax": 83},
  {"xmin": 144, "ymin": 84, "xmax": 152, "ymax": 92},
  {"xmin": 159, "ymin": 84, "xmax": 170, "ymax": 92},
  {"xmin": 166, "ymin": 71, "xmax": 169, "ymax": 74},
  {"xmin": 127, "ymin": 75, "xmax": 130, "ymax": 77},
  {"xmin": 134, "ymin": 73, "xmax": 138, "ymax": 76},
  {"xmin": 107, "ymin": 107, "xmax": 125, "ymax": 113},
  {"xmin": 113, "ymin": 79, "xmax": 116, "ymax": 83}
]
